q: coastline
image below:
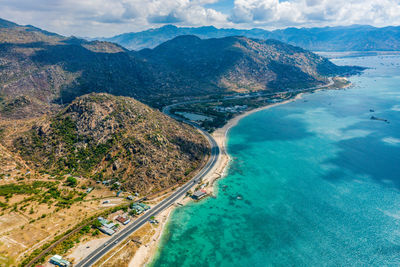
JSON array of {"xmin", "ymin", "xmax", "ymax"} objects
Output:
[{"xmin": 132, "ymin": 92, "xmax": 307, "ymax": 267}]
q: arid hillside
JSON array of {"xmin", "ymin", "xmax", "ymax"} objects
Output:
[
  {"xmin": 10, "ymin": 93, "xmax": 209, "ymax": 194},
  {"xmin": 0, "ymin": 18, "xmax": 363, "ymax": 119}
]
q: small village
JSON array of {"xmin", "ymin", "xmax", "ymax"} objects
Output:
[{"xmin": 42, "ymin": 180, "xmax": 211, "ymax": 267}]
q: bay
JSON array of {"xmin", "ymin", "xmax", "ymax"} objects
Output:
[{"xmin": 151, "ymin": 54, "xmax": 400, "ymax": 267}]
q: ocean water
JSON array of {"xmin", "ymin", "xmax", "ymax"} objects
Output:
[{"xmin": 151, "ymin": 55, "xmax": 400, "ymax": 267}]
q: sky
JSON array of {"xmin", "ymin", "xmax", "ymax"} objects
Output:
[{"xmin": 1, "ymin": 0, "xmax": 400, "ymax": 37}]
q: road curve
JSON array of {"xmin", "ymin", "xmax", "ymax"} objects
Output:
[
  {"xmin": 75, "ymin": 109, "xmax": 220, "ymax": 267},
  {"xmin": 75, "ymin": 78, "xmax": 335, "ymax": 266}
]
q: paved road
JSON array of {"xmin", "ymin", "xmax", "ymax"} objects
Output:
[
  {"xmin": 75, "ymin": 114, "xmax": 220, "ymax": 267},
  {"xmin": 162, "ymin": 78, "xmax": 334, "ymax": 115},
  {"xmin": 75, "ymin": 79, "xmax": 334, "ymax": 266}
]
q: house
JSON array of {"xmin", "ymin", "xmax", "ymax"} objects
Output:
[
  {"xmin": 131, "ymin": 204, "xmax": 145, "ymax": 214},
  {"xmin": 127, "ymin": 195, "xmax": 134, "ymax": 200},
  {"xmin": 97, "ymin": 217, "xmax": 117, "ymax": 235},
  {"xmin": 103, "ymin": 222, "xmax": 116, "ymax": 229},
  {"xmin": 131, "ymin": 203, "xmax": 150, "ymax": 214},
  {"xmin": 192, "ymin": 190, "xmax": 207, "ymax": 200},
  {"xmin": 116, "ymin": 190, "xmax": 123, "ymax": 197},
  {"xmin": 98, "ymin": 217, "xmax": 116, "ymax": 228},
  {"xmin": 86, "ymin": 187, "xmax": 94, "ymax": 193},
  {"xmin": 99, "ymin": 226, "xmax": 115, "ymax": 236},
  {"xmin": 138, "ymin": 203, "xmax": 150, "ymax": 211},
  {"xmin": 116, "ymin": 215, "xmax": 131, "ymax": 225},
  {"xmin": 49, "ymin": 255, "xmax": 70, "ymax": 267}
]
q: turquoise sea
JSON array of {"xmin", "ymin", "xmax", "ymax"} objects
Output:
[{"xmin": 151, "ymin": 55, "xmax": 400, "ymax": 266}]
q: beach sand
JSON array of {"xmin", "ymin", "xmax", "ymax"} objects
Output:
[{"xmin": 128, "ymin": 92, "xmax": 307, "ymax": 267}]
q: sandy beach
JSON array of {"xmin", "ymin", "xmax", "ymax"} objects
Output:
[
  {"xmin": 129, "ymin": 92, "xmax": 307, "ymax": 267},
  {"xmin": 105, "ymin": 79, "xmax": 351, "ymax": 266}
]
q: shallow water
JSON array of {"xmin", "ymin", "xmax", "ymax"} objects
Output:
[{"xmin": 151, "ymin": 54, "xmax": 400, "ymax": 267}]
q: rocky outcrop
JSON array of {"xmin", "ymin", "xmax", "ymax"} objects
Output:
[{"xmin": 13, "ymin": 93, "xmax": 209, "ymax": 193}]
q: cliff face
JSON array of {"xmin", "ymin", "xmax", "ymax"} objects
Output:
[{"xmin": 13, "ymin": 93, "xmax": 209, "ymax": 193}]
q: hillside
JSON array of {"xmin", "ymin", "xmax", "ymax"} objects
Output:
[
  {"xmin": 0, "ymin": 19, "xmax": 155, "ymax": 119},
  {"xmin": 0, "ymin": 18, "xmax": 362, "ymax": 120},
  {"xmin": 138, "ymin": 35, "xmax": 362, "ymax": 92},
  {"xmin": 11, "ymin": 93, "xmax": 209, "ymax": 193},
  {"xmin": 99, "ymin": 24, "xmax": 400, "ymax": 52}
]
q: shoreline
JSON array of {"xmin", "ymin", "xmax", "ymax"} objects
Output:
[
  {"xmin": 133, "ymin": 92, "xmax": 307, "ymax": 267},
  {"xmin": 129, "ymin": 78, "xmax": 352, "ymax": 266}
]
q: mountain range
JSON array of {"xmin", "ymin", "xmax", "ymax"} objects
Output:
[
  {"xmin": 99, "ymin": 24, "xmax": 400, "ymax": 52},
  {"xmin": 0, "ymin": 17, "xmax": 362, "ymax": 192},
  {"xmin": 0, "ymin": 18, "xmax": 362, "ymax": 120}
]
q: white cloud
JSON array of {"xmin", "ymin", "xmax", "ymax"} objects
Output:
[
  {"xmin": 229, "ymin": 0, "xmax": 400, "ymax": 28},
  {"xmin": 0, "ymin": 0, "xmax": 227, "ymax": 37},
  {"xmin": 0, "ymin": 0, "xmax": 400, "ymax": 37}
]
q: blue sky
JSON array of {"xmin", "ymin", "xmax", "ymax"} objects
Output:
[
  {"xmin": 1, "ymin": 0, "xmax": 400, "ymax": 37},
  {"xmin": 206, "ymin": 0, "xmax": 235, "ymax": 13}
]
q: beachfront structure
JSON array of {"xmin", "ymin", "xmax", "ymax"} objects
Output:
[
  {"xmin": 131, "ymin": 203, "xmax": 151, "ymax": 214},
  {"xmin": 116, "ymin": 215, "xmax": 131, "ymax": 225},
  {"xmin": 49, "ymin": 255, "xmax": 70, "ymax": 267},
  {"xmin": 192, "ymin": 190, "xmax": 207, "ymax": 200},
  {"xmin": 138, "ymin": 203, "xmax": 150, "ymax": 210},
  {"xmin": 97, "ymin": 217, "xmax": 117, "ymax": 235},
  {"xmin": 99, "ymin": 226, "xmax": 115, "ymax": 236}
]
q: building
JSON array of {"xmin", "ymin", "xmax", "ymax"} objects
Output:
[
  {"xmin": 192, "ymin": 190, "xmax": 207, "ymax": 200},
  {"xmin": 116, "ymin": 215, "xmax": 131, "ymax": 225},
  {"xmin": 86, "ymin": 187, "xmax": 94, "ymax": 193},
  {"xmin": 49, "ymin": 255, "xmax": 70, "ymax": 267},
  {"xmin": 99, "ymin": 226, "xmax": 115, "ymax": 236},
  {"xmin": 138, "ymin": 203, "xmax": 150, "ymax": 210},
  {"xmin": 97, "ymin": 217, "xmax": 117, "ymax": 235},
  {"xmin": 131, "ymin": 203, "xmax": 150, "ymax": 214},
  {"xmin": 98, "ymin": 216, "xmax": 108, "ymax": 225},
  {"xmin": 131, "ymin": 204, "xmax": 145, "ymax": 214}
]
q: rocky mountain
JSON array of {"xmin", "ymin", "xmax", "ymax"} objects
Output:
[
  {"xmin": 11, "ymin": 93, "xmax": 209, "ymax": 193},
  {"xmin": 99, "ymin": 24, "xmax": 400, "ymax": 52},
  {"xmin": 0, "ymin": 17, "xmax": 362, "ymax": 120},
  {"xmin": 0, "ymin": 18, "xmax": 364, "ymax": 194},
  {"xmin": 137, "ymin": 35, "xmax": 362, "ymax": 92}
]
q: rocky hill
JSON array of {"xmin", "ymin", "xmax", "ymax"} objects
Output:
[
  {"xmin": 0, "ymin": 18, "xmax": 362, "ymax": 119},
  {"xmin": 11, "ymin": 93, "xmax": 209, "ymax": 193},
  {"xmin": 100, "ymin": 24, "xmax": 400, "ymax": 52},
  {"xmin": 137, "ymin": 35, "xmax": 362, "ymax": 92}
]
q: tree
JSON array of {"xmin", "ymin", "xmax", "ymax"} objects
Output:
[
  {"xmin": 80, "ymin": 225, "xmax": 91, "ymax": 234},
  {"xmin": 129, "ymin": 210, "xmax": 137, "ymax": 216},
  {"xmin": 65, "ymin": 177, "xmax": 77, "ymax": 187},
  {"xmin": 92, "ymin": 219, "xmax": 102, "ymax": 228}
]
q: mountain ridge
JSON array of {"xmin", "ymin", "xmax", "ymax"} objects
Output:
[
  {"xmin": 0, "ymin": 17, "xmax": 362, "ymax": 118},
  {"xmin": 0, "ymin": 17, "xmax": 363, "ymax": 120},
  {"xmin": 98, "ymin": 24, "xmax": 400, "ymax": 52}
]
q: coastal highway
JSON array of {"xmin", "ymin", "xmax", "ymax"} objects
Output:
[
  {"xmin": 161, "ymin": 77, "xmax": 334, "ymax": 115},
  {"xmin": 75, "ymin": 112, "xmax": 220, "ymax": 267},
  {"xmin": 75, "ymin": 78, "xmax": 334, "ymax": 266}
]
